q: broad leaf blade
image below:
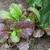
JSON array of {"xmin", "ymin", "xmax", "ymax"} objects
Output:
[
  {"xmin": 9, "ymin": 3, "xmax": 22, "ymax": 21},
  {"xmin": 27, "ymin": 0, "xmax": 42, "ymax": 7},
  {"xmin": 40, "ymin": 0, "xmax": 50, "ymax": 29},
  {"xmin": 10, "ymin": 31, "xmax": 20, "ymax": 43},
  {"xmin": 0, "ymin": 10, "xmax": 11, "ymax": 19},
  {"xmin": 29, "ymin": 7, "xmax": 40, "ymax": 21}
]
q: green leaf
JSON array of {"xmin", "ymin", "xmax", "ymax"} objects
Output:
[
  {"xmin": 27, "ymin": 0, "xmax": 34, "ymax": 6},
  {"xmin": 40, "ymin": 0, "xmax": 50, "ymax": 29},
  {"xmin": 33, "ymin": 0, "xmax": 42, "ymax": 7},
  {"xmin": 27, "ymin": 0, "xmax": 42, "ymax": 7},
  {"xmin": 40, "ymin": 22, "xmax": 48, "ymax": 29},
  {"xmin": 10, "ymin": 35, "xmax": 20, "ymax": 43},
  {"xmin": 48, "ymin": 48, "xmax": 50, "ymax": 50},
  {"xmin": 10, "ymin": 31, "xmax": 20, "ymax": 43},
  {"xmin": 27, "ymin": 0, "xmax": 50, "ymax": 29},
  {"xmin": 16, "ymin": 29, "xmax": 22, "ymax": 37},
  {"xmin": 29, "ymin": 7, "xmax": 40, "ymax": 21},
  {"xmin": 0, "ymin": 10, "xmax": 12, "ymax": 19},
  {"xmin": 11, "ymin": 31, "xmax": 16, "ymax": 36},
  {"xmin": 9, "ymin": 3, "xmax": 22, "ymax": 21}
]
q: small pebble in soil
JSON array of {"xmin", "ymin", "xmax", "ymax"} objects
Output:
[
  {"xmin": 17, "ymin": 41, "xmax": 29, "ymax": 50},
  {"xmin": 46, "ymin": 30, "xmax": 50, "ymax": 36},
  {"xmin": 0, "ymin": 43, "xmax": 10, "ymax": 50},
  {"xmin": 33, "ymin": 29, "xmax": 45, "ymax": 38}
]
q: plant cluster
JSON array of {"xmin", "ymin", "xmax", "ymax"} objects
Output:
[{"xmin": 0, "ymin": 0, "xmax": 50, "ymax": 50}]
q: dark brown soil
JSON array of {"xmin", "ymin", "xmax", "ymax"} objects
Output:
[
  {"xmin": 0, "ymin": 0, "xmax": 50, "ymax": 50},
  {"xmin": 29, "ymin": 36, "xmax": 50, "ymax": 50}
]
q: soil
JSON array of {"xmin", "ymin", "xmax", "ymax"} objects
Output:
[{"xmin": 0, "ymin": 0, "xmax": 50, "ymax": 50}]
